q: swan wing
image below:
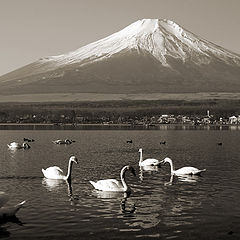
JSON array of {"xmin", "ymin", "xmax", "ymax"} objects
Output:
[
  {"xmin": 47, "ymin": 166, "xmax": 63, "ymax": 173},
  {"xmin": 10, "ymin": 142, "xmax": 19, "ymax": 146},
  {"xmin": 8, "ymin": 142, "xmax": 21, "ymax": 149},
  {"xmin": 53, "ymin": 140, "xmax": 63, "ymax": 144},
  {"xmin": 175, "ymin": 167, "xmax": 206, "ymax": 175},
  {"xmin": 0, "ymin": 192, "xmax": 9, "ymax": 208},
  {"xmin": 140, "ymin": 158, "xmax": 160, "ymax": 166},
  {"xmin": 90, "ymin": 179, "xmax": 123, "ymax": 191},
  {"xmin": 42, "ymin": 166, "xmax": 64, "ymax": 179}
]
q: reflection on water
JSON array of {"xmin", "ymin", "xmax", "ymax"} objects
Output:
[
  {"xmin": 91, "ymin": 190, "xmax": 136, "ymax": 214},
  {"xmin": 120, "ymin": 196, "xmax": 136, "ymax": 214},
  {"xmin": 42, "ymin": 178, "xmax": 64, "ymax": 191},
  {"xmin": 177, "ymin": 174, "xmax": 200, "ymax": 183},
  {"xmin": 91, "ymin": 190, "xmax": 130, "ymax": 199},
  {"xmin": 0, "ymin": 129, "xmax": 239, "ymax": 239},
  {"xmin": 164, "ymin": 174, "xmax": 200, "ymax": 185},
  {"xmin": 42, "ymin": 178, "xmax": 79, "ymax": 203},
  {"xmin": 139, "ymin": 166, "xmax": 159, "ymax": 181},
  {"xmin": 0, "ymin": 216, "xmax": 23, "ymax": 238}
]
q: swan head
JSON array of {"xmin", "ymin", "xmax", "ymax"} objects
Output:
[
  {"xmin": 69, "ymin": 155, "xmax": 78, "ymax": 164},
  {"xmin": 126, "ymin": 165, "xmax": 136, "ymax": 176},
  {"xmin": 138, "ymin": 148, "xmax": 142, "ymax": 153},
  {"xmin": 22, "ymin": 142, "xmax": 30, "ymax": 149},
  {"xmin": 160, "ymin": 157, "xmax": 172, "ymax": 165}
]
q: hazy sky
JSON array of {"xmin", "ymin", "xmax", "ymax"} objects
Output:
[{"xmin": 0, "ymin": 0, "xmax": 239, "ymax": 76}]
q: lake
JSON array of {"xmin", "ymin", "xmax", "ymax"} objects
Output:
[{"xmin": 0, "ymin": 128, "xmax": 239, "ymax": 239}]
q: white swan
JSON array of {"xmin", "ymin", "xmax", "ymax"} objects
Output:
[
  {"xmin": 0, "ymin": 192, "xmax": 26, "ymax": 218},
  {"xmin": 42, "ymin": 156, "xmax": 78, "ymax": 180},
  {"xmin": 138, "ymin": 148, "xmax": 161, "ymax": 167},
  {"xmin": 161, "ymin": 157, "xmax": 206, "ymax": 176},
  {"xmin": 7, "ymin": 142, "xmax": 30, "ymax": 150},
  {"xmin": 89, "ymin": 165, "xmax": 136, "ymax": 193},
  {"xmin": 52, "ymin": 139, "xmax": 72, "ymax": 144}
]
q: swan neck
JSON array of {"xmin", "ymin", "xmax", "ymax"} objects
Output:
[
  {"xmin": 168, "ymin": 159, "xmax": 174, "ymax": 174},
  {"xmin": 120, "ymin": 167, "xmax": 128, "ymax": 192},
  {"xmin": 66, "ymin": 159, "xmax": 73, "ymax": 180}
]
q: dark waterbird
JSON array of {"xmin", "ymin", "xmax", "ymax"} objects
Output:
[{"xmin": 23, "ymin": 138, "xmax": 35, "ymax": 142}]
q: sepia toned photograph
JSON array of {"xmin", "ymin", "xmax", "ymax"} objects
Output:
[{"xmin": 0, "ymin": 0, "xmax": 239, "ymax": 239}]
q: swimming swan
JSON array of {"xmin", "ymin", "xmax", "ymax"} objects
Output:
[
  {"xmin": 138, "ymin": 148, "xmax": 161, "ymax": 167},
  {"xmin": 52, "ymin": 139, "xmax": 73, "ymax": 144},
  {"xmin": 7, "ymin": 142, "xmax": 30, "ymax": 150},
  {"xmin": 42, "ymin": 156, "xmax": 78, "ymax": 180},
  {"xmin": 0, "ymin": 192, "xmax": 26, "ymax": 218},
  {"xmin": 161, "ymin": 157, "xmax": 206, "ymax": 176},
  {"xmin": 89, "ymin": 165, "xmax": 136, "ymax": 193}
]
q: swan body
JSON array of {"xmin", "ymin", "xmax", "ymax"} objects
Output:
[
  {"xmin": 7, "ymin": 142, "xmax": 30, "ymax": 150},
  {"xmin": 42, "ymin": 156, "xmax": 78, "ymax": 180},
  {"xmin": 52, "ymin": 139, "xmax": 72, "ymax": 144},
  {"xmin": 90, "ymin": 165, "xmax": 136, "ymax": 192},
  {"xmin": 138, "ymin": 148, "xmax": 161, "ymax": 167},
  {"xmin": 161, "ymin": 157, "xmax": 206, "ymax": 176},
  {"xmin": 0, "ymin": 192, "xmax": 25, "ymax": 218}
]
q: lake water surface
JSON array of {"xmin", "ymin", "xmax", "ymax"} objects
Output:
[{"xmin": 0, "ymin": 129, "xmax": 239, "ymax": 239}]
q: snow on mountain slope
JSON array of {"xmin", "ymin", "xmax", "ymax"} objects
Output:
[
  {"xmin": 38, "ymin": 18, "xmax": 240, "ymax": 70},
  {"xmin": 0, "ymin": 18, "xmax": 240, "ymax": 96}
]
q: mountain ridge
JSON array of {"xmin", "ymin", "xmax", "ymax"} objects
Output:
[{"xmin": 0, "ymin": 18, "xmax": 239, "ymax": 97}]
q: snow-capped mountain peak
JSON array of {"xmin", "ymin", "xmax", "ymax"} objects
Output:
[
  {"xmin": 39, "ymin": 18, "xmax": 240, "ymax": 69},
  {"xmin": 1, "ymin": 18, "xmax": 240, "ymax": 97}
]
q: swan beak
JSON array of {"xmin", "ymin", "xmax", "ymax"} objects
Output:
[
  {"xmin": 160, "ymin": 160, "xmax": 165, "ymax": 165},
  {"xmin": 73, "ymin": 158, "xmax": 79, "ymax": 164}
]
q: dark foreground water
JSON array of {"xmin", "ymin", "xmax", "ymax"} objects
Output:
[{"xmin": 0, "ymin": 129, "xmax": 239, "ymax": 239}]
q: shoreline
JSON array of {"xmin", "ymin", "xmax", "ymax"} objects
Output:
[
  {"xmin": 0, "ymin": 92, "xmax": 240, "ymax": 103},
  {"xmin": 0, "ymin": 123, "xmax": 239, "ymax": 131}
]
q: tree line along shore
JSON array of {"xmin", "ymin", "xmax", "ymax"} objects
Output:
[{"xmin": 0, "ymin": 99, "xmax": 239, "ymax": 124}]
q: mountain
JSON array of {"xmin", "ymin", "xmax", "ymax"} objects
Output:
[{"xmin": 0, "ymin": 18, "xmax": 240, "ymax": 98}]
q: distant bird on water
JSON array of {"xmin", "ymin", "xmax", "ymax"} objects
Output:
[
  {"xmin": 7, "ymin": 142, "xmax": 30, "ymax": 150},
  {"xmin": 23, "ymin": 138, "xmax": 35, "ymax": 142},
  {"xmin": 52, "ymin": 139, "xmax": 74, "ymax": 144}
]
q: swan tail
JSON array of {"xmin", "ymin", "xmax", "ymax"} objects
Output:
[
  {"xmin": 0, "ymin": 200, "xmax": 26, "ymax": 218},
  {"xmin": 12, "ymin": 200, "xmax": 26, "ymax": 215},
  {"xmin": 89, "ymin": 181, "xmax": 97, "ymax": 189},
  {"xmin": 15, "ymin": 200, "xmax": 26, "ymax": 209},
  {"xmin": 42, "ymin": 169, "xmax": 46, "ymax": 177}
]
